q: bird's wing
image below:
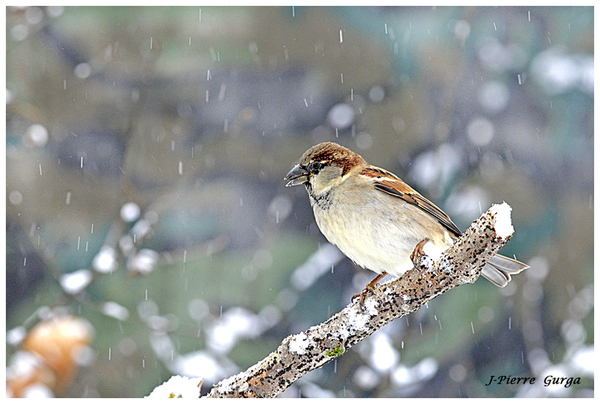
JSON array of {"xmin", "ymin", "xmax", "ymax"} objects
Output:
[{"xmin": 360, "ymin": 167, "xmax": 462, "ymax": 237}]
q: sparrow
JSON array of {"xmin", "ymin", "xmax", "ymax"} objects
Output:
[{"xmin": 284, "ymin": 142, "xmax": 528, "ymax": 304}]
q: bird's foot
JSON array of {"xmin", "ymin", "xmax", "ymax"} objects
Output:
[
  {"xmin": 410, "ymin": 238, "xmax": 430, "ymax": 267},
  {"xmin": 353, "ymin": 272, "xmax": 388, "ymax": 310}
]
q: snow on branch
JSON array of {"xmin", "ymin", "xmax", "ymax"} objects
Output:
[{"xmin": 203, "ymin": 203, "xmax": 517, "ymax": 398}]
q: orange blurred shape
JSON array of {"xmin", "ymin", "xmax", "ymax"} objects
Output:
[
  {"xmin": 8, "ymin": 316, "xmax": 94, "ymax": 396},
  {"xmin": 6, "ymin": 351, "xmax": 56, "ymax": 398}
]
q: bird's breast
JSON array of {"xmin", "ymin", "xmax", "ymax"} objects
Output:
[{"xmin": 311, "ymin": 188, "xmax": 441, "ymax": 276}]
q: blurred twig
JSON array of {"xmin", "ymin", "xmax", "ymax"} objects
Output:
[{"xmin": 204, "ymin": 203, "xmax": 516, "ymax": 398}]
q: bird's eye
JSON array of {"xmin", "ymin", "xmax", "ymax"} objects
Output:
[{"xmin": 309, "ymin": 161, "xmax": 323, "ymax": 174}]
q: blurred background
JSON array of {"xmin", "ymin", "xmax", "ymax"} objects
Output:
[{"xmin": 5, "ymin": 6, "xmax": 593, "ymax": 398}]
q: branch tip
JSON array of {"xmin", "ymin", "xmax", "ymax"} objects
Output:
[{"xmin": 490, "ymin": 202, "xmax": 515, "ymax": 240}]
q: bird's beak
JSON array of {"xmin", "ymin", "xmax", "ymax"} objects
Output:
[{"xmin": 284, "ymin": 164, "xmax": 310, "ymax": 187}]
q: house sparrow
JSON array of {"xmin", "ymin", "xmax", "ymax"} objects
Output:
[{"xmin": 284, "ymin": 142, "xmax": 528, "ymax": 303}]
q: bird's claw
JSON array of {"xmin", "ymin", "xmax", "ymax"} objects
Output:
[
  {"xmin": 353, "ymin": 272, "xmax": 388, "ymax": 311},
  {"xmin": 410, "ymin": 238, "xmax": 430, "ymax": 266},
  {"xmin": 353, "ymin": 288, "xmax": 373, "ymax": 311}
]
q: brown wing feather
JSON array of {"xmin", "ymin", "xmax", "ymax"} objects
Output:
[{"xmin": 361, "ymin": 167, "xmax": 462, "ymax": 237}]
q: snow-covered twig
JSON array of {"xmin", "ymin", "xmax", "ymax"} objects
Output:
[{"xmin": 204, "ymin": 203, "xmax": 517, "ymax": 398}]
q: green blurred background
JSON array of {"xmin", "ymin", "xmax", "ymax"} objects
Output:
[{"xmin": 6, "ymin": 6, "xmax": 593, "ymax": 398}]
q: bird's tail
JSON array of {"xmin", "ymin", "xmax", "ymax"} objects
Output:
[{"xmin": 481, "ymin": 254, "xmax": 529, "ymax": 287}]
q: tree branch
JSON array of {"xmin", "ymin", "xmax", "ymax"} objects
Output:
[{"xmin": 204, "ymin": 203, "xmax": 517, "ymax": 398}]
